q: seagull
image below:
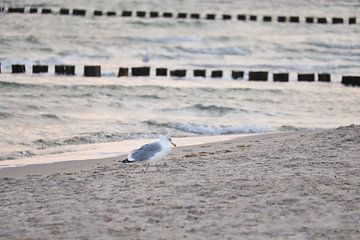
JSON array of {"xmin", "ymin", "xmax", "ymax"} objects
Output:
[{"xmin": 121, "ymin": 136, "xmax": 176, "ymax": 173}]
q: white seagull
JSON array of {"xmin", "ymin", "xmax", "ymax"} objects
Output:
[{"xmin": 121, "ymin": 136, "xmax": 176, "ymax": 173}]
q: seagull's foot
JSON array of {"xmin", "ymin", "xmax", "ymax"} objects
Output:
[
  {"xmin": 155, "ymin": 164, "xmax": 162, "ymax": 173},
  {"xmin": 141, "ymin": 164, "xmax": 150, "ymax": 173}
]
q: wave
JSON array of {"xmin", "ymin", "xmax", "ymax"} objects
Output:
[
  {"xmin": 32, "ymin": 121, "xmax": 270, "ymax": 149},
  {"xmin": 25, "ymin": 35, "xmax": 40, "ymax": 44},
  {"xmin": 33, "ymin": 132, "xmax": 160, "ymax": 148},
  {"xmin": 307, "ymin": 41, "xmax": 360, "ymax": 50},
  {"xmin": 144, "ymin": 120, "xmax": 270, "ymax": 135},
  {"xmin": 0, "ymin": 81, "xmax": 68, "ymax": 92},
  {"xmin": 0, "ymin": 80, "xmax": 282, "ymax": 98},
  {"xmin": 0, "ymin": 104, "xmax": 11, "ymax": 119},
  {"xmin": 278, "ymin": 125, "xmax": 313, "ymax": 131},
  {"xmin": 242, "ymin": 97, "xmax": 281, "ymax": 104},
  {"xmin": 226, "ymin": 88, "xmax": 284, "ymax": 94},
  {"xmin": 133, "ymin": 35, "xmax": 200, "ymax": 44},
  {"xmin": 40, "ymin": 114, "xmax": 62, "ymax": 120},
  {"xmin": 26, "ymin": 104, "xmax": 42, "ymax": 110},
  {"xmin": 0, "ymin": 81, "xmax": 168, "ymax": 92},
  {"xmin": 0, "ymin": 81, "xmax": 36, "ymax": 88},
  {"xmin": 138, "ymin": 94, "xmax": 163, "ymax": 99},
  {"xmin": 191, "ymin": 103, "xmax": 235, "ymax": 111},
  {"xmin": 61, "ymin": 93, "xmax": 95, "ymax": 98},
  {"xmin": 0, "ymin": 150, "xmax": 35, "ymax": 161},
  {"xmin": 0, "ymin": 111, "xmax": 12, "ymax": 119},
  {"xmin": 175, "ymin": 46, "xmax": 250, "ymax": 56},
  {"xmin": 184, "ymin": 103, "xmax": 239, "ymax": 115}
]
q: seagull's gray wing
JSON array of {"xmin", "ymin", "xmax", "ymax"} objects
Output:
[{"xmin": 129, "ymin": 142, "xmax": 162, "ymax": 162}]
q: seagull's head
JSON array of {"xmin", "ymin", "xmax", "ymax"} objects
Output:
[{"xmin": 160, "ymin": 135, "xmax": 176, "ymax": 147}]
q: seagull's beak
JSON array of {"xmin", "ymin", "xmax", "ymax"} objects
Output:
[{"xmin": 171, "ymin": 140, "xmax": 176, "ymax": 147}]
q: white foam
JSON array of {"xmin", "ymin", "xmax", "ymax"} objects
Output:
[{"xmin": 167, "ymin": 122, "xmax": 271, "ymax": 135}]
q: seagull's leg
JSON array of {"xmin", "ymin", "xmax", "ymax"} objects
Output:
[
  {"xmin": 155, "ymin": 164, "xmax": 162, "ymax": 173},
  {"xmin": 142, "ymin": 163, "xmax": 150, "ymax": 173}
]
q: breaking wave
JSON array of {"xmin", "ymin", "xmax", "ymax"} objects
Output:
[
  {"xmin": 0, "ymin": 150, "xmax": 35, "ymax": 161},
  {"xmin": 32, "ymin": 132, "xmax": 161, "ymax": 148},
  {"xmin": 144, "ymin": 120, "xmax": 270, "ymax": 135}
]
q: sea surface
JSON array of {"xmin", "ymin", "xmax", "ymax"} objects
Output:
[{"xmin": 0, "ymin": 0, "xmax": 359, "ymax": 165}]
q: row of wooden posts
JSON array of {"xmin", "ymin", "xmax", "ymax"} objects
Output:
[
  {"xmin": 1, "ymin": 7, "xmax": 357, "ymax": 25},
  {"xmin": 1, "ymin": 64, "xmax": 359, "ymax": 86}
]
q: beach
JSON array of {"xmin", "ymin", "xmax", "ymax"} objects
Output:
[
  {"xmin": 1, "ymin": 0, "xmax": 360, "ymax": 239},
  {"xmin": 1, "ymin": 125, "xmax": 359, "ymax": 239}
]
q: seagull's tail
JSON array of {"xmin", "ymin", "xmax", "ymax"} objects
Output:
[{"xmin": 120, "ymin": 158, "xmax": 131, "ymax": 163}]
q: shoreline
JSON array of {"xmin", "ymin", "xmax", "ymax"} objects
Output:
[
  {"xmin": 1, "ymin": 125, "xmax": 359, "ymax": 239},
  {"xmin": 0, "ymin": 133, "xmax": 259, "ymax": 169},
  {"xmin": 0, "ymin": 132, "xmax": 278, "ymax": 178}
]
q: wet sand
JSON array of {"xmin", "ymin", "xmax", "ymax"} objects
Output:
[{"xmin": 1, "ymin": 125, "xmax": 359, "ymax": 239}]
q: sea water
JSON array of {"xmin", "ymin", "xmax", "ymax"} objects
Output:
[{"xmin": 0, "ymin": 0, "xmax": 359, "ymax": 166}]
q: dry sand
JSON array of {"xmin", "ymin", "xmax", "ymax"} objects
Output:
[{"xmin": 0, "ymin": 125, "xmax": 359, "ymax": 239}]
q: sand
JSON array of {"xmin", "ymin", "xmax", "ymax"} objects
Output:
[{"xmin": 0, "ymin": 125, "xmax": 359, "ymax": 239}]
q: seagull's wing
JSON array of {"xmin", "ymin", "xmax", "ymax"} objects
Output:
[{"xmin": 128, "ymin": 142, "xmax": 162, "ymax": 162}]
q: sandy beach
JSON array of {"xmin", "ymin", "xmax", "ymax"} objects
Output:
[{"xmin": 0, "ymin": 125, "xmax": 359, "ymax": 239}]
